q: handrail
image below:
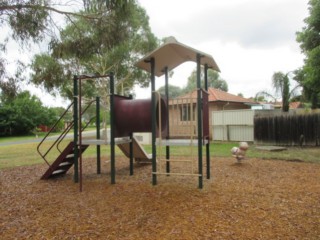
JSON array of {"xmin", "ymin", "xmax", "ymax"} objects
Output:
[
  {"xmin": 55, "ymin": 122, "xmax": 74, "ymax": 153},
  {"xmin": 56, "ymin": 99, "xmax": 96, "ymax": 152},
  {"xmin": 37, "ymin": 102, "xmax": 74, "ymax": 166},
  {"xmin": 37, "ymin": 99, "xmax": 98, "ymax": 168}
]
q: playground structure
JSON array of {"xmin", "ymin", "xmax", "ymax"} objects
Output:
[{"xmin": 37, "ymin": 37, "xmax": 220, "ymax": 190}]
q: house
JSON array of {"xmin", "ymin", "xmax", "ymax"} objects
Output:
[
  {"xmin": 206, "ymin": 88, "xmax": 257, "ymax": 111},
  {"xmin": 167, "ymin": 88, "xmax": 258, "ymax": 139},
  {"xmin": 255, "ymin": 101, "xmax": 304, "ymax": 110}
]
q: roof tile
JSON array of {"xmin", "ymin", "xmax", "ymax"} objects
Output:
[{"xmin": 175, "ymin": 88, "xmax": 255, "ymax": 103}]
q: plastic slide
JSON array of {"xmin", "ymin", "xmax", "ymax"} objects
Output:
[{"xmin": 117, "ymin": 136, "xmax": 152, "ymax": 162}]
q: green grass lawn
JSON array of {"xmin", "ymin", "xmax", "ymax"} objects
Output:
[
  {"xmin": 0, "ymin": 133, "xmax": 47, "ymax": 143},
  {"xmin": 0, "ymin": 135, "xmax": 319, "ymax": 169}
]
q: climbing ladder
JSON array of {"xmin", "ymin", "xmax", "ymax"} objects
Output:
[
  {"xmin": 37, "ymin": 98, "xmax": 97, "ymax": 181},
  {"xmin": 41, "ymin": 142, "xmax": 89, "ymax": 179},
  {"xmin": 153, "ymin": 89, "xmax": 210, "ymax": 186}
]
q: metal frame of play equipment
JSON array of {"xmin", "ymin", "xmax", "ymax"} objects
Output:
[
  {"xmin": 72, "ymin": 72, "xmax": 168, "ymax": 191},
  {"xmin": 72, "ymin": 73, "xmax": 111, "ymax": 191},
  {"xmin": 136, "ymin": 37, "xmax": 220, "ymax": 188},
  {"xmin": 155, "ymin": 90, "xmax": 209, "ymax": 179},
  {"xmin": 38, "ymin": 37, "xmax": 219, "ymax": 190},
  {"xmin": 38, "ymin": 72, "xmax": 166, "ymax": 192},
  {"xmin": 37, "ymin": 74, "xmax": 106, "ymax": 188}
]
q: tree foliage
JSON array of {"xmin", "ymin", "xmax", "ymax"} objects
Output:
[
  {"xmin": 157, "ymin": 84, "xmax": 183, "ymax": 98},
  {"xmin": 1, "ymin": 0, "xmax": 49, "ymax": 44},
  {"xmin": 296, "ymin": 0, "xmax": 320, "ymax": 109},
  {"xmin": 0, "ymin": 0, "xmax": 138, "ymax": 99},
  {"xmin": 272, "ymin": 72, "xmax": 290, "ymax": 112},
  {"xmin": 156, "ymin": 67, "xmax": 226, "ymax": 99},
  {"xmin": 256, "ymin": 71, "xmax": 300, "ymax": 112},
  {"xmin": 0, "ymin": 91, "xmax": 58, "ymax": 135},
  {"xmin": 0, "ymin": 0, "xmax": 131, "ymax": 43},
  {"xmin": 29, "ymin": 1, "xmax": 157, "ymax": 101},
  {"xmin": 182, "ymin": 67, "xmax": 228, "ymax": 94}
]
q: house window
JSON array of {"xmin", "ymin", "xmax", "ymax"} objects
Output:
[{"xmin": 180, "ymin": 105, "xmax": 195, "ymax": 121}]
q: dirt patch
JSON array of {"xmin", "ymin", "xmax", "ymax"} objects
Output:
[{"xmin": 1, "ymin": 157, "xmax": 319, "ymax": 239}]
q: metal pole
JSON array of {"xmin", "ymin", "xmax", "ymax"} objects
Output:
[
  {"xmin": 110, "ymin": 72, "xmax": 116, "ymax": 184},
  {"xmin": 164, "ymin": 67, "xmax": 170, "ymax": 174},
  {"xmin": 204, "ymin": 64, "xmax": 210, "ymax": 179},
  {"xmin": 79, "ymin": 77, "xmax": 83, "ymax": 192},
  {"xmin": 96, "ymin": 96, "xmax": 101, "ymax": 174},
  {"xmin": 129, "ymin": 94, "xmax": 134, "ymax": 176},
  {"xmin": 204, "ymin": 64, "xmax": 208, "ymax": 90},
  {"xmin": 196, "ymin": 53, "xmax": 203, "ymax": 189},
  {"xmin": 150, "ymin": 58, "xmax": 157, "ymax": 186},
  {"xmin": 73, "ymin": 76, "xmax": 79, "ymax": 183},
  {"xmin": 129, "ymin": 133, "xmax": 133, "ymax": 175}
]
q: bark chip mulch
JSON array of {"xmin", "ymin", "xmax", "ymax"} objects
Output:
[{"xmin": 1, "ymin": 157, "xmax": 319, "ymax": 239}]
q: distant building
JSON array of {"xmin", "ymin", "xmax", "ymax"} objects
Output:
[
  {"xmin": 253, "ymin": 101, "xmax": 304, "ymax": 110},
  {"xmin": 168, "ymin": 88, "xmax": 258, "ymax": 138},
  {"xmin": 289, "ymin": 102, "xmax": 304, "ymax": 109}
]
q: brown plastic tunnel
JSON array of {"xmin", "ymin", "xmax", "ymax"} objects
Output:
[{"xmin": 114, "ymin": 95, "xmax": 167, "ymax": 138}]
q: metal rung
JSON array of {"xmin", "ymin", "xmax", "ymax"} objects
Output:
[
  {"xmin": 158, "ymin": 159, "xmax": 194, "ymax": 163},
  {"xmin": 59, "ymin": 162, "xmax": 72, "ymax": 167},
  {"xmin": 52, "ymin": 169, "xmax": 66, "ymax": 175},
  {"xmin": 152, "ymin": 172, "xmax": 201, "ymax": 177}
]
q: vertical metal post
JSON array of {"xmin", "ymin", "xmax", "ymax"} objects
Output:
[
  {"xmin": 150, "ymin": 58, "xmax": 157, "ymax": 185},
  {"xmin": 96, "ymin": 96, "xmax": 101, "ymax": 174},
  {"xmin": 129, "ymin": 133, "xmax": 133, "ymax": 175},
  {"xmin": 73, "ymin": 76, "xmax": 79, "ymax": 183},
  {"xmin": 204, "ymin": 64, "xmax": 210, "ymax": 179},
  {"xmin": 109, "ymin": 72, "xmax": 116, "ymax": 184},
  {"xmin": 79, "ymin": 77, "xmax": 83, "ymax": 192},
  {"xmin": 164, "ymin": 67, "xmax": 170, "ymax": 174},
  {"xmin": 196, "ymin": 54, "xmax": 203, "ymax": 189},
  {"xmin": 204, "ymin": 64, "xmax": 208, "ymax": 90},
  {"xmin": 129, "ymin": 94, "xmax": 134, "ymax": 176}
]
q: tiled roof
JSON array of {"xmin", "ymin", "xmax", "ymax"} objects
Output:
[
  {"xmin": 289, "ymin": 102, "xmax": 302, "ymax": 109},
  {"xmin": 175, "ymin": 88, "xmax": 256, "ymax": 104},
  {"xmin": 207, "ymin": 88, "xmax": 255, "ymax": 103}
]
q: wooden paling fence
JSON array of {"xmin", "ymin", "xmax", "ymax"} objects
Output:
[{"xmin": 254, "ymin": 112, "xmax": 320, "ymax": 146}]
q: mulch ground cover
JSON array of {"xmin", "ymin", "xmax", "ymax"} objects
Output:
[{"xmin": 1, "ymin": 157, "xmax": 319, "ymax": 239}]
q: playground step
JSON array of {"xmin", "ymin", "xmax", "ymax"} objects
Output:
[
  {"xmin": 59, "ymin": 161, "xmax": 73, "ymax": 167},
  {"xmin": 52, "ymin": 169, "xmax": 66, "ymax": 176},
  {"xmin": 41, "ymin": 142, "xmax": 89, "ymax": 180}
]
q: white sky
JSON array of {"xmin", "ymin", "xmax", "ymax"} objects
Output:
[{"xmin": 135, "ymin": 0, "xmax": 309, "ymax": 99}]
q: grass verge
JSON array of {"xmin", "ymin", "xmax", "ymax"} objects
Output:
[{"xmin": 0, "ymin": 139, "xmax": 319, "ymax": 169}]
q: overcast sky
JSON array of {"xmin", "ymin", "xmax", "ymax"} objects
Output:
[
  {"xmin": 136, "ymin": 0, "xmax": 309, "ymax": 99},
  {"xmin": 2, "ymin": 0, "xmax": 310, "ymax": 106}
]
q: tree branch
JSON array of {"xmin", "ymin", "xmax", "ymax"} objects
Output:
[{"xmin": 0, "ymin": 4, "xmax": 99, "ymax": 19}]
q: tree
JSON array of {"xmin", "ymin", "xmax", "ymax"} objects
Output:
[
  {"xmin": 0, "ymin": 0, "xmax": 134, "ymax": 97},
  {"xmin": 182, "ymin": 67, "xmax": 228, "ymax": 94},
  {"xmin": 0, "ymin": 0, "xmax": 131, "ymax": 44},
  {"xmin": 0, "ymin": 91, "xmax": 59, "ymax": 135},
  {"xmin": 296, "ymin": 0, "xmax": 320, "ymax": 109},
  {"xmin": 30, "ymin": 0, "xmax": 158, "ymax": 101},
  {"xmin": 255, "ymin": 71, "xmax": 300, "ymax": 112},
  {"xmin": 272, "ymin": 72, "xmax": 290, "ymax": 112},
  {"xmin": 254, "ymin": 95, "xmax": 267, "ymax": 102},
  {"xmin": 157, "ymin": 84, "xmax": 183, "ymax": 98}
]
